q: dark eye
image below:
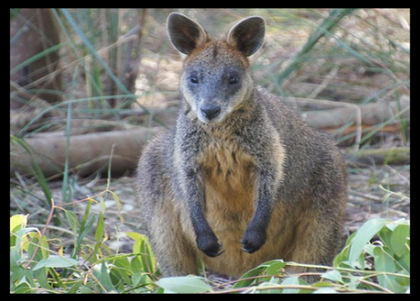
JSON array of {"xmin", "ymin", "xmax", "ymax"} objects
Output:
[
  {"xmin": 228, "ymin": 75, "xmax": 239, "ymax": 85},
  {"xmin": 189, "ymin": 76, "xmax": 199, "ymax": 84}
]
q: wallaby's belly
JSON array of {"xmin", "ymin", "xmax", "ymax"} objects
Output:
[
  {"xmin": 203, "ymin": 184, "xmax": 293, "ymax": 276},
  {"xmin": 199, "ymin": 145, "xmax": 292, "ymax": 277}
]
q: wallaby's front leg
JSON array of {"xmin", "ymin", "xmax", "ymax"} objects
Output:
[
  {"xmin": 241, "ymin": 169, "xmax": 276, "ymax": 253},
  {"xmin": 183, "ymin": 167, "xmax": 224, "ymax": 258}
]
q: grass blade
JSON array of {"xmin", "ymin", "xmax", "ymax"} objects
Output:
[
  {"xmin": 60, "ymin": 9, "xmax": 131, "ymax": 97},
  {"xmin": 278, "ymin": 8, "xmax": 358, "ymax": 85}
]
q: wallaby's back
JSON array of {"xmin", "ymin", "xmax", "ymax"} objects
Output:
[{"xmin": 136, "ymin": 13, "xmax": 347, "ymax": 279}]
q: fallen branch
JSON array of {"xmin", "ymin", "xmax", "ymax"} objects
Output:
[
  {"xmin": 10, "ymin": 97, "xmax": 409, "ymax": 178},
  {"xmin": 284, "ymin": 96, "xmax": 409, "ymax": 146},
  {"xmin": 301, "ymin": 97, "xmax": 409, "ymax": 129},
  {"xmin": 345, "ymin": 147, "xmax": 410, "ymax": 166},
  {"xmin": 11, "ymin": 127, "xmax": 164, "ymax": 178}
]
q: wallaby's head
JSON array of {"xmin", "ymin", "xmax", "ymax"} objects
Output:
[{"xmin": 167, "ymin": 13, "xmax": 265, "ymax": 124}]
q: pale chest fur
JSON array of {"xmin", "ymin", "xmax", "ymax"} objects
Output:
[
  {"xmin": 198, "ymin": 137, "xmax": 257, "ymax": 239},
  {"xmin": 194, "ymin": 129, "xmax": 288, "ymax": 277}
]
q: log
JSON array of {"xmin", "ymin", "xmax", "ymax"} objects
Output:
[
  {"xmin": 10, "ymin": 97, "xmax": 409, "ymax": 178},
  {"xmin": 283, "ymin": 96, "xmax": 409, "ymax": 146},
  {"xmin": 302, "ymin": 97, "xmax": 409, "ymax": 129},
  {"xmin": 345, "ymin": 147, "xmax": 410, "ymax": 166},
  {"xmin": 10, "ymin": 127, "xmax": 164, "ymax": 178}
]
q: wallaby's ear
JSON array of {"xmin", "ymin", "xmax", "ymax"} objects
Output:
[
  {"xmin": 227, "ymin": 16, "xmax": 265, "ymax": 57},
  {"xmin": 167, "ymin": 13, "xmax": 208, "ymax": 55}
]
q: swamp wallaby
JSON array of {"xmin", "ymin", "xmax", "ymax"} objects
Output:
[{"xmin": 136, "ymin": 13, "xmax": 347, "ymax": 278}]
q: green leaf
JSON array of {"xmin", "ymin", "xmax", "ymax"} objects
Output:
[
  {"xmin": 10, "ymin": 214, "xmax": 28, "ymax": 248},
  {"xmin": 10, "ymin": 227, "xmax": 40, "ymax": 268},
  {"xmin": 373, "ymin": 246, "xmax": 406, "ymax": 292},
  {"xmin": 93, "ymin": 263, "xmax": 116, "ymax": 293},
  {"xmin": 126, "ymin": 232, "xmax": 143, "ymax": 241},
  {"xmin": 378, "ymin": 227, "xmax": 393, "ymax": 250},
  {"xmin": 127, "ymin": 232, "xmax": 156, "ymax": 274},
  {"xmin": 234, "ymin": 259, "xmax": 287, "ymax": 289},
  {"xmin": 313, "ymin": 287, "xmax": 338, "ymax": 294},
  {"xmin": 130, "ymin": 254, "xmax": 143, "ymax": 273},
  {"xmin": 281, "ymin": 276, "xmax": 301, "ymax": 293},
  {"xmin": 65, "ymin": 210, "xmax": 79, "ymax": 235},
  {"xmin": 378, "ymin": 274, "xmax": 404, "ymax": 293},
  {"xmin": 156, "ymin": 276, "xmax": 212, "ymax": 293},
  {"xmin": 138, "ymin": 236, "xmax": 156, "ymax": 274},
  {"xmin": 12, "ymin": 282, "xmax": 33, "ymax": 294},
  {"xmin": 10, "ymin": 245, "xmax": 22, "ymax": 268},
  {"xmin": 349, "ymin": 218, "xmax": 386, "ymax": 267},
  {"xmin": 265, "ymin": 260, "xmax": 287, "ymax": 276},
  {"xmin": 333, "ymin": 231, "xmax": 357, "ymax": 268},
  {"xmin": 374, "ymin": 246, "xmax": 395, "ymax": 273},
  {"xmin": 110, "ymin": 256, "xmax": 132, "ymax": 285},
  {"xmin": 321, "ymin": 270, "xmax": 343, "ymax": 283},
  {"xmin": 32, "ymin": 255, "xmax": 79, "ymax": 271},
  {"xmin": 132, "ymin": 237, "xmax": 143, "ymax": 254},
  {"xmin": 390, "ymin": 224, "xmax": 409, "ymax": 257},
  {"xmin": 235, "ymin": 265, "xmax": 266, "ymax": 288},
  {"xmin": 256, "ymin": 280, "xmax": 282, "ymax": 294},
  {"xmin": 110, "ymin": 191, "xmax": 124, "ymax": 223},
  {"xmin": 385, "ymin": 218, "xmax": 408, "ymax": 231},
  {"xmin": 132, "ymin": 272, "xmax": 153, "ymax": 288},
  {"xmin": 396, "ymin": 252, "xmax": 410, "ymax": 273},
  {"xmin": 27, "ymin": 232, "xmax": 50, "ymax": 262},
  {"xmin": 67, "ymin": 281, "xmax": 83, "ymax": 294},
  {"xmin": 94, "ymin": 200, "xmax": 105, "ymax": 249},
  {"xmin": 76, "ymin": 214, "xmax": 97, "ymax": 250},
  {"xmin": 10, "ymin": 214, "xmax": 28, "ymax": 233},
  {"xmin": 11, "ymin": 265, "xmax": 37, "ymax": 290}
]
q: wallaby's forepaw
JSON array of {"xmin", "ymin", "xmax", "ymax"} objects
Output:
[
  {"xmin": 241, "ymin": 228, "xmax": 267, "ymax": 254},
  {"xmin": 196, "ymin": 231, "xmax": 224, "ymax": 257}
]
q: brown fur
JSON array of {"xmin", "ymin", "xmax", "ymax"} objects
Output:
[{"xmin": 136, "ymin": 13, "xmax": 347, "ymax": 279}]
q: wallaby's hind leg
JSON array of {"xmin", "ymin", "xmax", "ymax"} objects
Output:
[
  {"xmin": 146, "ymin": 200, "xmax": 198, "ymax": 276},
  {"xmin": 288, "ymin": 193, "xmax": 346, "ymax": 281},
  {"xmin": 137, "ymin": 136, "xmax": 198, "ymax": 276}
]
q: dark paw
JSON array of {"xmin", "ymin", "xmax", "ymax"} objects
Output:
[
  {"xmin": 241, "ymin": 228, "xmax": 267, "ymax": 254},
  {"xmin": 196, "ymin": 231, "xmax": 224, "ymax": 257}
]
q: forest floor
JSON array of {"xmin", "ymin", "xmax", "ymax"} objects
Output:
[{"xmin": 10, "ymin": 155, "xmax": 410, "ymax": 254}]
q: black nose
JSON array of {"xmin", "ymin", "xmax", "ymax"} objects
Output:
[{"xmin": 200, "ymin": 104, "xmax": 221, "ymax": 120}]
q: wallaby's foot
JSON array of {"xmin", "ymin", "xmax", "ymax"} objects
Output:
[
  {"xmin": 196, "ymin": 230, "xmax": 224, "ymax": 257},
  {"xmin": 241, "ymin": 227, "xmax": 267, "ymax": 253}
]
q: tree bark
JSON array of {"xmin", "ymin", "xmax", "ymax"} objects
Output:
[{"xmin": 10, "ymin": 9, "xmax": 62, "ymax": 109}]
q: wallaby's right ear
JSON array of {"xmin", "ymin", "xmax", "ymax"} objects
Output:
[{"xmin": 167, "ymin": 13, "xmax": 208, "ymax": 55}]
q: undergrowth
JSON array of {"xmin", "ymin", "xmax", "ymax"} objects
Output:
[{"xmin": 10, "ymin": 202, "xmax": 410, "ymax": 293}]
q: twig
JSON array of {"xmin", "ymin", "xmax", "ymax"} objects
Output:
[
  {"xmin": 26, "ymin": 198, "xmax": 56, "ymax": 269},
  {"xmin": 348, "ymin": 189, "xmax": 384, "ymax": 202},
  {"xmin": 308, "ymin": 65, "xmax": 339, "ymax": 99}
]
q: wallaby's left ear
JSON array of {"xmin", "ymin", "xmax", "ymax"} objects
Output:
[{"xmin": 227, "ymin": 16, "xmax": 265, "ymax": 57}]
